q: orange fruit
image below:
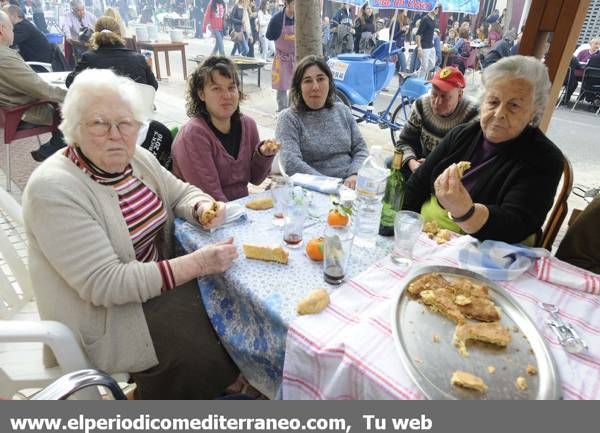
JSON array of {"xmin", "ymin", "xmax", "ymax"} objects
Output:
[
  {"xmin": 306, "ymin": 237, "xmax": 324, "ymax": 261},
  {"xmin": 327, "ymin": 209, "xmax": 349, "ymax": 227}
]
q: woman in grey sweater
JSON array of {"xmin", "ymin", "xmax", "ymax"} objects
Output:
[{"xmin": 275, "ymin": 55, "xmax": 369, "ymax": 188}]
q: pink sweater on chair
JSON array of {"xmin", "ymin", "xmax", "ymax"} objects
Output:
[{"xmin": 171, "ymin": 114, "xmax": 273, "ymax": 202}]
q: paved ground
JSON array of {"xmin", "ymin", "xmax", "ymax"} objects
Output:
[{"xmin": 2, "ymin": 31, "xmax": 598, "ymax": 243}]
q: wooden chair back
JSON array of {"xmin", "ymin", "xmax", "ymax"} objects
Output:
[
  {"xmin": 536, "ymin": 155, "xmax": 573, "ymax": 250},
  {"xmin": 124, "ymin": 35, "xmax": 138, "ymax": 52}
]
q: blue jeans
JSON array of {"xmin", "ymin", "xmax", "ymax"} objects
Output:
[
  {"xmin": 231, "ymin": 36, "xmax": 249, "ymax": 56},
  {"xmin": 395, "ymin": 51, "xmax": 407, "ymax": 73},
  {"xmin": 211, "ymin": 30, "xmax": 225, "ymax": 56}
]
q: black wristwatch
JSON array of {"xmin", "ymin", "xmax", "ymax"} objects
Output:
[{"xmin": 448, "ymin": 204, "xmax": 475, "ymax": 223}]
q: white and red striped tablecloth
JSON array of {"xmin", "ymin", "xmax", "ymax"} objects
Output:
[{"xmin": 282, "ymin": 235, "xmax": 600, "ymax": 400}]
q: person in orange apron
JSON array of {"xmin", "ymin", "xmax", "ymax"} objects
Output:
[{"xmin": 266, "ymin": 0, "xmax": 295, "ymax": 112}]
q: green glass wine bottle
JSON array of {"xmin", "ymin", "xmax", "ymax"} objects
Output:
[{"xmin": 378, "ymin": 150, "xmax": 405, "ymax": 236}]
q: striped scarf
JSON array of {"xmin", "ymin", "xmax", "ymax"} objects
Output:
[
  {"xmin": 65, "ymin": 146, "xmax": 175, "ymax": 290},
  {"xmin": 65, "ymin": 146, "xmax": 168, "ymax": 263}
]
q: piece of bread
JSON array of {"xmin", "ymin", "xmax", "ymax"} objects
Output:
[
  {"xmin": 456, "ymin": 161, "xmax": 472, "ymax": 177},
  {"xmin": 435, "ymin": 229, "xmax": 452, "ymax": 244},
  {"xmin": 451, "ymin": 371, "xmax": 488, "ymax": 393},
  {"xmin": 457, "ymin": 296, "xmax": 501, "ymax": 322},
  {"xmin": 453, "ymin": 322, "xmax": 512, "ymax": 356},
  {"xmin": 245, "ymin": 197, "xmax": 274, "ymax": 210},
  {"xmin": 451, "ymin": 278, "xmax": 490, "ymax": 299},
  {"xmin": 297, "ymin": 288, "xmax": 330, "ymax": 315},
  {"xmin": 243, "ymin": 244, "xmax": 288, "ymax": 264},
  {"xmin": 420, "ymin": 288, "xmax": 466, "ymax": 324},
  {"xmin": 526, "ymin": 364, "xmax": 538, "ymax": 375},
  {"xmin": 423, "ymin": 220, "xmax": 440, "ymax": 236},
  {"xmin": 407, "ymin": 272, "xmax": 452, "ymax": 296},
  {"xmin": 200, "ymin": 201, "xmax": 218, "ymax": 225},
  {"xmin": 515, "ymin": 376, "xmax": 528, "ymax": 391},
  {"xmin": 454, "ymin": 294, "xmax": 472, "ymax": 306},
  {"xmin": 262, "ymin": 138, "xmax": 281, "ymax": 153},
  {"xmin": 449, "ymin": 279, "xmax": 500, "ymax": 322}
]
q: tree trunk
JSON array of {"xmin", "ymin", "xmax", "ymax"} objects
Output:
[
  {"xmin": 295, "ymin": 0, "xmax": 322, "ymax": 62},
  {"xmin": 504, "ymin": 0, "xmax": 514, "ymax": 34}
]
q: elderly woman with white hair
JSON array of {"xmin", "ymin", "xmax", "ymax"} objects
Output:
[
  {"xmin": 576, "ymin": 36, "xmax": 600, "ymax": 64},
  {"xmin": 404, "ymin": 55, "xmax": 564, "ymax": 245},
  {"xmin": 22, "ymin": 69, "xmax": 239, "ymax": 399}
]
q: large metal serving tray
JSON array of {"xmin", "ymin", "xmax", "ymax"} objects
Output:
[{"xmin": 391, "ymin": 265, "xmax": 561, "ymax": 400}]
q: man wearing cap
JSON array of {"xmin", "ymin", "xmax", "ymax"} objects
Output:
[
  {"xmin": 415, "ymin": 3, "xmax": 441, "ymax": 78},
  {"xmin": 394, "ymin": 66, "xmax": 478, "ymax": 178}
]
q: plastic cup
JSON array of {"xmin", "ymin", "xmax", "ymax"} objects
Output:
[
  {"xmin": 391, "ymin": 211, "xmax": 423, "ymax": 266},
  {"xmin": 271, "ymin": 182, "xmax": 291, "ymax": 226},
  {"xmin": 323, "ymin": 225, "xmax": 354, "ymax": 285},
  {"xmin": 282, "ymin": 203, "xmax": 306, "ymax": 248}
]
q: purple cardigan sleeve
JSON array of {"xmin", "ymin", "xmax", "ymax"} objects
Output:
[
  {"xmin": 171, "ymin": 121, "xmax": 229, "ymax": 202},
  {"xmin": 245, "ymin": 117, "xmax": 274, "ymax": 185}
]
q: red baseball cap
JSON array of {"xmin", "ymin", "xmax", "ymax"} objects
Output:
[{"xmin": 429, "ymin": 66, "xmax": 466, "ymax": 92}]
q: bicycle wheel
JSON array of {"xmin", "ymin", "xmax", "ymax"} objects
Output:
[
  {"xmin": 390, "ymin": 98, "xmax": 414, "ymax": 148},
  {"xmin": 336, "ymin": 89, "xmax": 366, "ymax": 123},
  {"xmin": 335, "ymin": 88, "xmax": 351, "ymax": 107}
]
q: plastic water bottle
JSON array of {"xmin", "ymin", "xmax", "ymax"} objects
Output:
[{"xmin": 352, "ymin": 146, "xmax": 389, "ymax": 248}]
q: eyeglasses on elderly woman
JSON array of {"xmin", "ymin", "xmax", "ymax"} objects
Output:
[{"xmin": 81, "ymin": 118, "xmax": 141, "ymax": 137}]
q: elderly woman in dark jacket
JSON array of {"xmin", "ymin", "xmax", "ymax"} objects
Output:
[
  {"xmin": 66, "ymin": 16, "xmax": 157, "ymax": 89},
  {"xmin": 404, "ymin": 55, "xmax": 564, "ymax": 245}
]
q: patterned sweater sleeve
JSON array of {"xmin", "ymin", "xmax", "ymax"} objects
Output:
[{"xmin": 394, "ymin": 100, "xmax": 421, "ymax": 165}]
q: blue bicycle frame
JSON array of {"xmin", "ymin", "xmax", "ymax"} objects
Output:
[{"xmin": 328, "ymin": 42, "xmax": 431, "ymax": 146}]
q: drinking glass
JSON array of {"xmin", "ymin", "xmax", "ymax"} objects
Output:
[
  {"xmin": 282, "ymin": 201, "xmax": 307, "ymax": 248},
  {"xmin": 271, "ymin": 181, "xmax": 291, "ymax": 226},
  {"xmin": 323, "ymin": 225, "xmax": 354, "ymax": 285},
  {"xmin": 391, "ymin": 211, "xmax": 423, "ymax": 266}
]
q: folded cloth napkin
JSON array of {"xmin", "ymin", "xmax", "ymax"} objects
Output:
[
  {"xmin": 535, "ymin": 256, "xmax": 600, "ymax": 295},
  {"xmin": 289, "ymin": 173, "xmax": 342, "ymax": 194},
  {"xmin": 210, "ymin": 203, "xmax": 247, "ymax": 232},
  {"xmin": 444, "ymin": 235, "xmax": 549, "ymax": 280}
]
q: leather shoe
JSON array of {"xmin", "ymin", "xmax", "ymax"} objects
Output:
[
  {"xmin": 30, "ymin": 132, "xmax": 66, "ymax": 162},
  {"xmin": 30, "ymin": 149, "xmax": 46, "ymax": 162}
]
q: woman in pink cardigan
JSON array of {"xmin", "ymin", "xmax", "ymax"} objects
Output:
[{"xmin": 172, "ymin": 56, "xmax": 279, "ymax": 201}]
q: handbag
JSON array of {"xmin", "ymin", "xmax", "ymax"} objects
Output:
[
  {"xmin": 229, "ymin": 30, "xmax": 244, "ymax": 43},
  {"xmin": 78, "ymin": 26, "xmax": 93, "ymax": 43}
]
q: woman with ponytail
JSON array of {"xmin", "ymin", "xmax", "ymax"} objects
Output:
[{"xmin": 65, "ymin": 16, "xmax": 157, "ymax": 89}]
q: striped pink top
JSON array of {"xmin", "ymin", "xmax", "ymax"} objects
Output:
[{"xmin": 65, "ymin": 146, "xmax": 175, "ymax": 291}]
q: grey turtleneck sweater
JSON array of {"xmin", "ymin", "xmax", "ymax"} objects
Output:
[
  {"xmin": 396, "ymin": 94, "xmax": 479, "ymax": 166},
  {"xmin": 276, "ymin": 102, "xmax": 369, "ymax": 179}
]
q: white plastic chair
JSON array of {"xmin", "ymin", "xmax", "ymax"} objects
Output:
[
  {"xmin": 134, "ymin": 82, "xmax": 156, "ymax": 112},
  {"xmin": 0, "ymin": 320, "xmax": 97, "ymax": 398},
  {"xmin": 0, "ymin": 188, "xmax": 32, "ymax": 319},
  {"xmin": 0, "ymin": 190, "xmax": 112, "ymax": 399}
]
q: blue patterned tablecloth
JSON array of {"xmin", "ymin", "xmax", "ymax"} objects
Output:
[{"xmin": 174, "ymin": 192, "xmax": 393, "ymax": 398}]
